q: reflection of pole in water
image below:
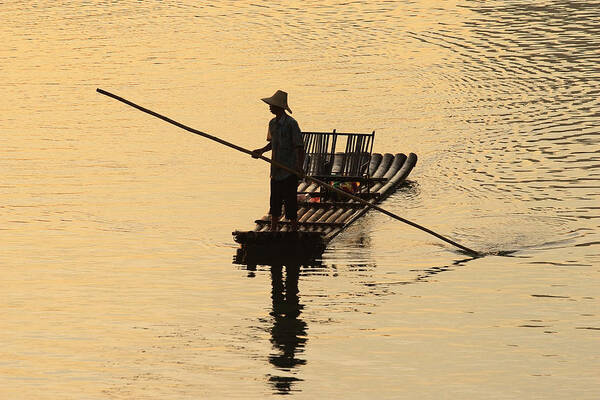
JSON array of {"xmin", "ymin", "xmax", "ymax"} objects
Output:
[{"xmin": 268, "ymin": 264, "xmax": 307, "ymax": 394}]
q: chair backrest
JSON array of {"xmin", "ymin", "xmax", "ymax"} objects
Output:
[
  {"xmin": 338, "ymin": 131, "xmax": 374, "ymax": 177},
  {"xmin": 302, "ymin": 130, "xmax": 337, "ymax": 176},
  {"xmin": 302, "ymin": 130, "xmax": 375, "ymax": 179}
]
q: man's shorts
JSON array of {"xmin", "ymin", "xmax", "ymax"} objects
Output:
[{"xmin": 270, "ymin": 174, "xmax": 299, "ymax": 220}]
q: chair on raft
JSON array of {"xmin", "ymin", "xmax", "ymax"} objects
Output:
[{"xmin": 301, "ymin": 129, "xmax": 376, "ymax": 201}]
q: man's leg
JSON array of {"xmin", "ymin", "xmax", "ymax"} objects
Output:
[
  {"xmin": 270, "ymin": 215, "xmax": 280, "ymax": 231},
  {"xmin": 284, "ymin": 175, "xmax": 299, "ymax": 231},
  {"xmin": 270, "ymin": 178, "xmax": 282, "ymax": 231},
  {"xmin": 288, "ymin": 217, "xmax": 298, "ymax": 232}
]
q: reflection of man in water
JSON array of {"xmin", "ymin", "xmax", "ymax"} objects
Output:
[{"xmin": 268, "ymin": 264, "xmax": 307, "ymax": 394}]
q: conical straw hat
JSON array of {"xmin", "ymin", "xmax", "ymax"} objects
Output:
[{"xmin": 261, "ymin": 90, "xmax": 292, "ymax": 113}]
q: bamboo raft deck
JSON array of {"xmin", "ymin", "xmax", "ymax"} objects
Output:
[{"xmin": 234, "ymin": 137, "xmax": 418, "ymax": 264}]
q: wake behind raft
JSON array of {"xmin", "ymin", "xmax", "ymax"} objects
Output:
[{"xmin": 233, "ymin": 130, "xmax": 417, "ymax": 265}]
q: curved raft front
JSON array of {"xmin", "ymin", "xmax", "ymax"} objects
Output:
[{"xmin": 233, "ymin": 152, "xmax": 417, "ymax": 264}]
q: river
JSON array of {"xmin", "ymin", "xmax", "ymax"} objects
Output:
[{"xmin": 2, "ymin": 1, "xmax": 598, "ymax": 398}]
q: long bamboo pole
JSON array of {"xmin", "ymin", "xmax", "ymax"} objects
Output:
[{"xmin": 96, "ymin": 88, "xmax": 481, "ymax": 256}]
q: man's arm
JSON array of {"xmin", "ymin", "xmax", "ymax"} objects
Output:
[
  {"xmin": 252, "ymin": 142, "xmax": 271, "ymax": 158},
  {"xmin": 291, "ymin": 120, "xmax": 305, "ymax": 173},
  {"xmin": 296, "ymin": 146, "xmax": 305, "ymax": 174}
]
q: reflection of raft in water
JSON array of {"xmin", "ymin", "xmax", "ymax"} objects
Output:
[{"xmin": 233, "ymin": 130, "xmax": 418, "ymax": 265}]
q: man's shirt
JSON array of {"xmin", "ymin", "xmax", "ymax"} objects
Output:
[{"xmin": 267, "ymin": 113, "xmax": 303, "ymax": 181}]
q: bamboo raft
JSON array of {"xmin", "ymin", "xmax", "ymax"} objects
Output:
[
  {"xmin": 233, "ymin": 130, "xmax": 418, "ymax": 264},
  {"xmin": 95, "ymin": 89, "xmax": 480, "ymax": 258}
]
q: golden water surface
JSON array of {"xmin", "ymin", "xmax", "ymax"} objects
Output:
[{"xmin": 2, "ymin": 1, "xmax": 599, "ymax": 398}]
